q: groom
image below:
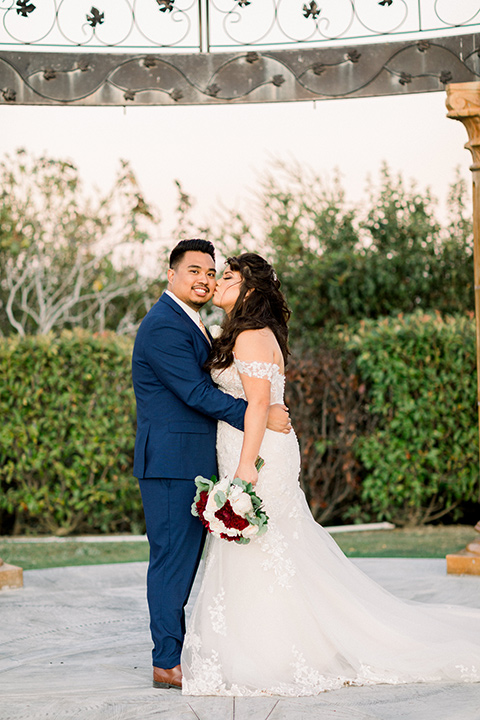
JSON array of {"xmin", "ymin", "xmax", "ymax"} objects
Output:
[{"xmin": 132, "ymin": 238, "xmax": 289, "ymax": 689}]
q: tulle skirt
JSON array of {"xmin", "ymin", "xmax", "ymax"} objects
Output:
[{"xmin": 181, "ymin": 422, "xmax": 480, "ymax": 696}]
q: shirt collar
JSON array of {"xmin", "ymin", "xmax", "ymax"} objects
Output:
[{"xmin": 165, "ymin": 289, "xmax": 202, "ymax": 328}]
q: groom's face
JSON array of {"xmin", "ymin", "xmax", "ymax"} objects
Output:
[{"xmin": 167, "ymin": 251, "xmax": 216, "ymax": 310}]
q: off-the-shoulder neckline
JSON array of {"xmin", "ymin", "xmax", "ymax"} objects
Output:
[{"xmin": 233, "ymin": 354, "xmax": 285, "ymax": 378}]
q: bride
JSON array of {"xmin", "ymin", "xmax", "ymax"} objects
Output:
[{"xmin": 181, "ymin": 252, "xmax": 480, "ymax": 697}]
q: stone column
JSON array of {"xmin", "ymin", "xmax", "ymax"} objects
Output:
[{"xmin": 445, "ymin": 82, "xmax": 480, "ymax": 575}]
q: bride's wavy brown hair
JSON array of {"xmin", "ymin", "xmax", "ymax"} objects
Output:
[{"xmin": 206, "ymin": 253, "xmax": 291, "ymax": 371}]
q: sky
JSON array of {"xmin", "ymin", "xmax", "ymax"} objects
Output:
[{"xmin": 0, "ymin": 88, "xmax": 472, "ymax": 246}]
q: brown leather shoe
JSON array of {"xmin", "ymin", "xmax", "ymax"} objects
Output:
[{"xmin": 153, "ymin": 664, "xmax": 182, "ymax": 689}]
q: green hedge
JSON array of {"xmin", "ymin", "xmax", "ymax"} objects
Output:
[
  {"xmin": 343, "ymin": 313, "xmax": 479, "ymax": 525},
  {"xmin": 286, "ymin": 348, "xmax": 371, "ymax": 526},
  {"xmin": 0, "ymin": 330, "xmax": 141, "ymax": 535},
  {"xmin": 1, "ymin": 316, "xmax": 478, "ymax": 535}
]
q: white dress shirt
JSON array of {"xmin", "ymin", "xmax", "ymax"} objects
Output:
[{"xmin": 165, "ymin": 290, "xmax": 205, "ymax": 330}]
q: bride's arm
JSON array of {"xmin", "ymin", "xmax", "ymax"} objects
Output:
[{"xmin": 233, "ymin": 329, "xmax": 277, "ymax": 486}]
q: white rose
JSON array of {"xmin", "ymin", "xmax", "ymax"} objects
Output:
[
  {"xmin": 216, "ymin": 477, "xmax": 230, "ymax": 494},
  {"xmin": 230, "ymin": 491, "xmax": 253, "ymax": 517},
  {"xmin": 208, "ymin": 517, "xmax": 226, "ymax": 536},
  {"xmin": 203, "ymin": 507, "xmax": 215, "ymax": 524},
  {"xmin": 205, "ymin": 479, "xmax": 229, "ymax": 515},
  {"xmin": 209, "ymin": 324, "xmax": 222, "ymax": 339},
  {"xmin": 242, "ymin": 524, "xmax": 260, "ymax": 539},
  {"xmin": 228, "ymin": 484, "xmax": 243, "ymax": 501},
  {"xmin": 205, "ymin": 492, "xmax": 219, "ymax": 515},
  {"xmin": 223, "ymin": 526, "xmax": 239, "ymax": 537}
]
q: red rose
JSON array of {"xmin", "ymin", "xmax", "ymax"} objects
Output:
[
  {"xmin": 196, "ymin": 491, "xmax": 210, "ymax": 529},
  {"xmin": 215, "ymin": 500, "xmax": 249, "ymax": 531},
  {"xmin": 220, "ymin": 532, "xmax": 236, "ymax": 542}
]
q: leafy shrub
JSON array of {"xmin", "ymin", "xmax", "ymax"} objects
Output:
[
  {"xmin": 1, "ymin": 316, "xmax": 478, "ymax": 535},
  {"xmin": 0, "ymin": 330, "xmax": 142, "ymax": 535},
  {"xmin": 343, "ymin": 313, "xmax": 479, "ymax": 525},
  {"xmin": 286, "ymin": 348, "xmax": 371, "ymax": 525},
  {"xmin": 212, "ymin": 163, "xmax": 474, "ymax": 348}
]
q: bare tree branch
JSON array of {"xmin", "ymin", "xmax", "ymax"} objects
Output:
[{"xmin": 0, "ymin": 150, "xmax": 164, "ymax": 338}]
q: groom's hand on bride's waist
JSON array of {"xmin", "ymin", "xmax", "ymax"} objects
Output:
[{"xmin": 266, "ymin": 404, "xmax": 291, "ymax": 434}]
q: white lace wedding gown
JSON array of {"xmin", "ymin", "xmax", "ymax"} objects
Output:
[{"xmin": 181, "ymin": 358, "xmax": 480, "ymax": 696}]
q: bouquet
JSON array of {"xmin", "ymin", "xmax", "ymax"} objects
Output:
[{"xmin": 191, "ymin": 457, "xmax": 268, "ymax": 544}]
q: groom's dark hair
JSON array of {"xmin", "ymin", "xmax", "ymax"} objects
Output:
[{"xmin": 169, "ymin": 239, "xmax": 215, "ymax": 269}]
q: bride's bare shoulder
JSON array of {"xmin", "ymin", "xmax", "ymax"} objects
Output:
[{"xmin": 234, "ymin": 328, "xmax": 277, "ymax": 363}]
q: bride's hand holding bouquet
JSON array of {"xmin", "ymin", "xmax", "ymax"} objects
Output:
[
  {"xmin": 233, "ymin": 460, "xmax": 258, "ymax": 487},
  {"xmin": 191, "ymin": 456, "xmax": 267, "ymax": 544}
]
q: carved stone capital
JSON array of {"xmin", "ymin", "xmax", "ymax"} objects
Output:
[
  {"xmin": 446, "ymin": 83, "xmax": 480, "ymax": 169},
  {"xmin": 446, "ymin": 82, "xmax": 480, "ymax": 116}
]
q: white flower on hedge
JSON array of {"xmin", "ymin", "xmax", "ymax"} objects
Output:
[
  {"xmin": 209, "ymin": 324, "xmax": 222, "ymax": 339},
  {"xmin": 230, "ymin": 491, "xmax": 253, "ymax": 517}
]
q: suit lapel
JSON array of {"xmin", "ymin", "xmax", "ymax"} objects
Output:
[{"xmin": 160, "ymin": 293, "xmax": 211, "ymax": 348}]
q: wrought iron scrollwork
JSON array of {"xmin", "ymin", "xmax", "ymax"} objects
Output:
[
  {"xmin": 399, "ymin": 71, "xmax": 412, "ymax": 85},
  {"xmin": 0, "ymin": 2, "xmax": 479, "ymax": 107},
  {"xmin": 156, "ymin": 0, "xmax": 175, "ymax": 12},
  {"xmin": 0, "ymin": 33, "xmax": 478, "ymax": 106},
  {"xmin": 207, "ymin": 0, "xmax": 480, "ymax": 50},
  {"xmin": 0, "ymin": 1, "xmax": 479, "ymax": 52},
  {"xmin": 86, "ymin": 7, "xmax": 104, "ymax": 29},
  {"xmin": 347, "ymin": 50, "xmax": 361, "ymax": 64},
  {"xmin": 2, "ymin": 86, "xmax": 16, "ymax": 100},
  {"xmin": 15, "ymin": 0, "xmax": 35, "ymax": 17},
  {"xmin": 303, "ymin": 2, "xmax": 321, "ymax": 21},
  {"xmin": 0, "ymin": 0, "xmax": 198, "ymax": 50}
]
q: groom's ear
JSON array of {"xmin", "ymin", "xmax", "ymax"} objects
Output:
[{"xmin": 167, "ymin": 267, "xmax": 175, "ymax": 285}]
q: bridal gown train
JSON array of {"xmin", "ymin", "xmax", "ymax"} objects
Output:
[{"xmin": 181, "ymin": 358, "xmax": 480, "ymax": 696}]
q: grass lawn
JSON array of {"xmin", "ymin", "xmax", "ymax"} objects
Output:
[
  {"xmin": 0, "ymin": 525, "xmax": 478, "ymax": 570},
  {"xmin": 0, "ymin": 539, "xmax": 150, "ymax": 570},
  {"xmin": 333, "ymin": 524, "xmax": 477, "ymax": 559}
]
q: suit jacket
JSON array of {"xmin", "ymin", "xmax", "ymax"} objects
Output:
[{"xmin": 132, "ymin": 292, "xmax": 246, "ymax": 480}]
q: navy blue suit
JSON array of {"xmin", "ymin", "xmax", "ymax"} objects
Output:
[{"xmin": 132, "ymin": 292, "xmax": 246, "ymax": 668}]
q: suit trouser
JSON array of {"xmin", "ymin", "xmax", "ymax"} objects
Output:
[{"xmin": 139, "ymin": 478, "xmax": 206, "ymax": 668}]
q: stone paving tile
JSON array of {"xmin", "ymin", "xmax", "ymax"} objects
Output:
[{"xmin": 1, "ymin": 559, "xmax": 480, "ymax": 720}]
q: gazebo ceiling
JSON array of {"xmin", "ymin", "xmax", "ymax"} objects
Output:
[{"xmin": 0, "ymin": 1, "xmax": 479, "ymax": 105}]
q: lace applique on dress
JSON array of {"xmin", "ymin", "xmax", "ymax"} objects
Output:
[
  {"xmin": 454, "ymin": 664, "xmax": 480, "ymax": 681},
  {"xmin": 259, "ymin": 523, "xmax": 296, "ymax": 590},
  {"xmin": 183, "ymin": 646, "xmax": 226, "ymax": 695},
  {"xmin": 234, "ymin": 357, "xmax": 278, "ymax": 381},
  {"xmin": 233, "ymin": 356, "xmax": 285, "ymax": 405},
  {"xmin": 208, "ymin": 588, "xmax": 227, "ymax": 636},
  {"xmin": 184, "ymin": 629, "xmax": 202, "ymax": 652}
]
